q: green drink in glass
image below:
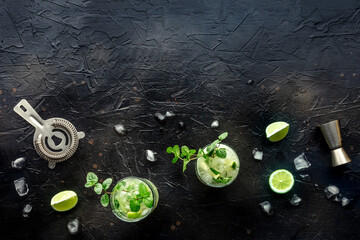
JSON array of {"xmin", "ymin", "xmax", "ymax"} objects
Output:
[
  {"xmin": 196, "ymin": 143, "xmax": 240, "ymax": 188},
  {"xmin": 110, "ymin": 177, "xmax": 159, "ymax": 222}
]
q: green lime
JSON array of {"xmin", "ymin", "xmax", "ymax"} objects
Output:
[
  {"xmin": 265, "ymin": 121, "xmax": 289, "ymax": 142},
  {"xmin": 51, "ymin": 190, "xmax": 78, "ymax": 212},
  {"xmin": 127, "ymin": 211, "xmax": 142, "ymax": 219},
  {"xmin": 269, "ymin": 169, "xmax": 294, "ymax": 194}
]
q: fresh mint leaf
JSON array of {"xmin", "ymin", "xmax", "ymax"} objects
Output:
[
  {"xmin": 210, "ymin": 168, "xmax": 220, "ymax": 175},
  {"xmin": 218, "ymin": 132, "xmax": 228, "ymax": 140},
  {"xmin": 143, "ymin": 197, "xmax": 153, "ymax": 208},
  {"xmin": 166, "ymin": 147, "xmax": 173, "ymax": 153},
  {"xmin": 102, "ymin": 178, "xmax": 112, "ymax": 190},
  {"xmin": 183, "ymin": 158, "xmax": 190, "ymax": 172},
  {"xmin": 172, "ymin": 156, "xmax": 179, "ymax": 163},
  {"xmin": 86, "ymin": 172, "xmax": 98, "ymax": 184},
  {"xmin": 100, "ymin": 193, "xmax": 109, "ymax": 207},
  {"xmin": 94, "ymin": 183, "xmax": 103, "ymax": 195},
  {"xmin": 173, "ymin": 145, "xmax": 180, "ymax": 157},
  {"xmin": 85, "ymin": 182, "xmax": 94, "ymax": 188},
  {"xmin": 130, "ymin": 199, "xmax": 141, "ymax": 212},
  {"xmin": 206, "ymin": 139, "xmax": 220, "ymax": 153},
  {"xmin": 216, "ymin": 148, "xmax": 227, "ymax": 158},
  {"xmin": 139, "ymin": 183, "xmax": 147, "ymax": 197},
  {"xmin": 181, "ymin": 146, "xmax": 190, "ymax": 155},
  {"xmin": 115, "ymin": 181, "xmax": 126, "ymax": 191},
  {"xmin": 190, "ymin": 149, "xmax": 196, "ymax": 154}
]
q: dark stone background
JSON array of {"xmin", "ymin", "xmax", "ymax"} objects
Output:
[{"xmin": 1, "ymin": 0, "xmax": 360, "ymax": 239}]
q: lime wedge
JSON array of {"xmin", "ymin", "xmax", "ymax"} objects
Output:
[
  {"xmin": 269, "ymin": 169, "xmax": 294, "ymax": 194},
  {"xmin": 127, "ymin": 211, "xmax": 142, "ymax": 219},
  {"xmin": 265, "ymin": 121, "xmax": 289, "ymax": 142},
  {"xmin": 51, "ymin": 190, "xmax": 78, "ymax": 212}
]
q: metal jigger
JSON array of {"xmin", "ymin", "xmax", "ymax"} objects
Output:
[{"xmin": 319, "ymin": 120, "xmax": 351, "ymax": 167}]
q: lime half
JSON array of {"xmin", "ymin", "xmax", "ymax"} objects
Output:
[
  {"xmin": 269, "ymin": 169, "xmax": 294, "ymax": 194},
  {"xmin": 51, "ymin": 190, "xmax": 78, "ymax": 212},
  {"xmin": 265, "ymin": 121, "xmax": 289, "ymax": 142}
]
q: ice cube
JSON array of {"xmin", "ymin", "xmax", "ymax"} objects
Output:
[
  {"xmin": 324, "ymin": 185, "xmax": 339, "ymax": 199},
  {"xmin": 114, "ymin": 124, "xmax": 127, "ymax": 135},
  {"xmin": 259, "ymin": 201, "xmax": 274, "ymax": 216},
  {"xmin": 252, "ymin": 148, "xmax": 263, "ymax": 161},
  {"xmin": 294, "ymin": 153, "xmax": 311, "ymax": 171},
  {"xmin": 67, "ymin": 218, "xmax": 80, "ymax": 235},
  {"xmin": 247, "ymin": 79, "xmax": 254, "ymax": 85},
  {"xmin": 22, "ymin": 204, "xmax": 32, "ymax": 218},
  {"xmin": 146, "ymin": 150, "xmax": 156, "ymax": 162},
  {"xmin": 165, "ymin": 111, "xmax": 176, "ymax": 118},
  {"xmin": 341, "ymin": 197, "xmax": 351, "ymax": 207},
  {"xmin": 289, "ymin": 194, "xmax": 302, "ymax": 206},
  {"xmin": 334, "ymin": 194, "xmax": 342, "ymax": 202},
  {"xmin": 211, "ymin": 120, "xmax": 219, "ymax": 128},
  {"xmin": 14, "ymin": 177, "xmax": 29, "ymax": 196},
  {"xmin": 154, "ymin": 113, "xmax": 166, "ymax": 124},
  {"xmin": 11, "ymin": 157, "xmax": 26, "ymax": 169},
  {"xmin": 178, "ymin": 121, "xmax": 186, "ymax": 130},
  {"xmin": 299, "ymin": 173, "xmax": 312, "ymax": 182}
]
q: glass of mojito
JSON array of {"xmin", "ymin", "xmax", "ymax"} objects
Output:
[
  {"xmin": 196, "ymin": 143, "xmax": 240, "ymax": 188},
  {"xmin": 110, "ymin": 177, "xmax": 159, "ymax": 222}
]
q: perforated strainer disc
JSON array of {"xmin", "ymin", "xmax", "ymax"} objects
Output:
[{"xmin": 14, "ymin": 99, "xmax": 85, "ymax": 169}]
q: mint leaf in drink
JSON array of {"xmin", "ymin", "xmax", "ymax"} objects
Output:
[
  {"xmin": 139, "ymin": 183, "xmax": 147, "ymax": 196},
  {"xmin": 218, "ymin": 132, "xmax": 228, "ymax": 140},
  {"xmin": 206, "ymin": 139, "xmax": 220, "ymax": 153},
  {"xmin": 115, "ymin": 181, "xmax": 126, "ymax": 191},
  {"xmin": 94, "ymin": 183, "xmax": 103, "ymax": 195},
  {"xmin": 86, "ymin": 172, "xmax": 98, "ymax": 185},
  {"xmin": 102, "ymin": 178, "xmax": 112, "ymax": 190},
  {"xmin": 130, "ymin": 199, "xmax": 141, "ymax": 212},
  {"xmin": 213, "ymin": 176, "xmax": 232, "ymax": 184},
  {"xmin": 210, "ymin": 168, "xmax": 220, "ymax": 175},
  {"xmin": 100, "ymin": 193, "xmax": 109, "ymax": 207},
  {"xmin": 216, "ymin": 148, "xmax": 227, "ymax": 158},
  {"xmin": 143, "ymin": 197, "xmax": 153, "ymax": 208},
  {"xmin": 231, "ymin": 162, "xmax": 237, "ymax": 169}
]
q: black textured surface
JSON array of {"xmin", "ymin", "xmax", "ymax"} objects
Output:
[{"xmin": 1, "ymin": 0, "xmax": 360, "ymax": 239}]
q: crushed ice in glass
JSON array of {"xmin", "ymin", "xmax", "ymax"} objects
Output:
[
  {"xmin": 165, "ymin": 111, "xmax": 176, "ymax": 118},
  {"xmin": 146, "ymin": 150, "xmax": 156, "ymax": 162},
  {"xmin": 211, "ymin": 120, "xmax": 219, "ymax": 128},
  {"xmin": 259, "ymin": 201, "xmax": 274, "ymax": 216},
  {"xmin": 14, "ymin": 177, "xmax": 29, "ymax": 196},
  {"xmin": 299, "ymin": 173, "xmax": 312, "ymax": 182},
  {"xmin": 67, "ymin": 218, "xmax": 80, "ymax": 235},
  {"xmin": 114, "ymin": 124, "xmax": 126, "ymax": 135},
  {"xmin": 154, "ymin": 113, "xmax": 166, "ymax": 124},
  {"xmin": 252, "ymin": 148, "xmax": 263, "ymax": 160},
  {"xmin": 22, "ymin": 204, "xmax": 32, "ymax": 217},
  {"xmin": 341, "ymin": 197, "xmax": 350, "ymax": 207},
  {"xmin": 294, "ymin": 153, "xmax": 311, "ymax": 171},
  {"xmin": 289, "ymin": 194, "xmax": 302, "ymax": 206},
  {"xmin": 324, "ymin": 185, "xmax": 339, "ymax": 199},
  {"xmin": 11, "ymin": 157, "xmax": 26, "ymax": 169}
]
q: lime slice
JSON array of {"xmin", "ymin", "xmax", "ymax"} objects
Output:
[
  {"xmin": 51, "ymin": 190, "xmax": 78, "ymax": 212},
  {"xmin": 265, "ymin": 121, "xmax": 289, "ymax": 142},
  {"xmin": 127, "ymin": 210, "xmax": 142, "ymax": 219},
  {"xmin": 269, "ymin": 169, "xmax": 294, "ymax": 194}
]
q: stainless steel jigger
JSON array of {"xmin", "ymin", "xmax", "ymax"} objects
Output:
[
  {"xmin": 319, "ymin": 120, "xmax": 351, "ymax": 167},
  {"xmin": 14, "ymin": 99, "xmax": 85, "ymax": 169}
]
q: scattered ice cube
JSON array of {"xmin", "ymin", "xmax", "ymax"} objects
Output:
[
  {"xmin": 289, "ymin": 194, "xmax": 302, "ymax": 206},
  {"xmin": 294, "ymin": 153, "xmax": 311, "ymax": 171},
  {"xmin": 259, "ymin": 201, "xmax": 274, "ymax": 216},
  {"xmin": 211, "ymin": 120, "xmax": 219, "ymax": 128},
  {"xmin": 146, "ymin": 150, "xmax": 156, "ymax": 162},
  {"xmin": 11, "ymin": 157, "xmax": 26, "ymax": 169},
  {"xmin": 178, "ymin": 121, "xmax": 186, "ymax": 130},
  {"xmin": 22, "ymin": 204, "xmax": 32, "ymax": 218},
  {"xmin": 299, "ymin": 173, "xmax": 312, "ymax": 182},
  {"xmin": 165, "ymin": 111, "xmax": 176, "ymax": 118},
  {"xmin": 334, "ymin": 194, "xmax": 342, "ymax": 202},
  {"xmin": 154, "ymin": 113, "xmax": 166, "ymax": 124},
  {"xmin": 67, "ymin": 218, "xmax": 80, "ymax": 235},
  {"xmin": 247, "ymin": 79, "xmax": 254, "ymax": 85},
  {"xmin": 114, "ymin": 124, "xmax": 127, "ymax": 135},
  {"xmin": 252, "ymin": 148, "xmax": 263, "ymax": 161},
  {"xmin": 14, "ymin": 177, "xmax": 29, "ymax": 196},
  {"xmin": 341, "ymin": 197, "xmax": 351, "ymax": 207},
  {"xmin": 324, "ymin": 185, "xmax": 339, "ymax": 199}
]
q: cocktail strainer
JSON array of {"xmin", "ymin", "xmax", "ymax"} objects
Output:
[{"xmin": 14, "ymin": 99, "xmax": 85, "ymax": 169}]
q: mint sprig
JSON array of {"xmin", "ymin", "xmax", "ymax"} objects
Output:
[
  {"xmin": 166, "ymin": 132, "xmax": 228, "ymax": 173},
  {"xmin": 85, "ymin": 172, "xmax": 112, "ymax": 207}
]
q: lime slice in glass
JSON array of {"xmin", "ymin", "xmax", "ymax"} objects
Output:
[
  {"xmin": 265, "ymin": 121, "xmax": 289, "ymax": 142},
  {"xmin": 127, "ymin": 211, "xmax": 142, "ymax": 219},
  {"xmin": 269, "ymin": 169, "xmax": 294, "ymax": 194},
  {"xmin": 51, "ymin": 190, "xmax": 78, "ymax": 212}
]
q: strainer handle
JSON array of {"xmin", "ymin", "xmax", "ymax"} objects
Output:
[{"xmin": 14, "ymin": 99, "xmax": 45, "ymax": 129}]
